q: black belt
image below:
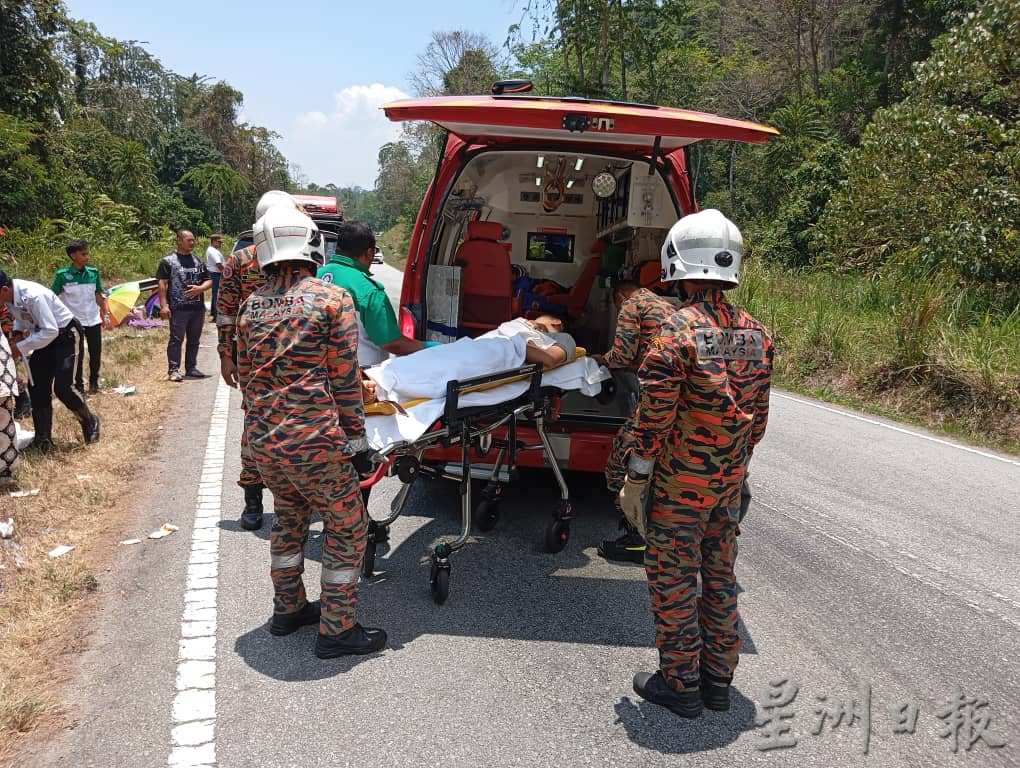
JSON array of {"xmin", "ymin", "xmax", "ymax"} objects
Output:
[{"xmin": 57, "ymin": 319, "xmax": 83, "ymax": 338}]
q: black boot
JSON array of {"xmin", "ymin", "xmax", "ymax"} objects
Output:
[
  {"xmin": 632, "ymin": 672, "xmax": 703, "ymax": 718},
  {"xmin": 368, "ymin": 519, "xmax": 390, "ymax": 544},
  {"xmin": 269, "ymin": 601, "xmax": 320, "ymax": 636},
  {"xmin": 597, "ymin": 518, "xmax": 646, "ymax": 564},
  {"xmin": 240, "ymin": 485, "xmax": 264, "ymax": 530},
  {"xmin": 76, "ymin": 408, "xmax": 101, "ymax": 445},
  {"xmin": 315, "ymin": 623, "xmax": 387, "ymax": 659},
  {"xmin": 700, "ymin": 671, "xmax": 732, "ymax": 711}
]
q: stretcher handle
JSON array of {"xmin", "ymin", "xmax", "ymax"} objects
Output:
[{"xmin": 358, "ymin": 455, "xmax": 392, "ymax": 490}]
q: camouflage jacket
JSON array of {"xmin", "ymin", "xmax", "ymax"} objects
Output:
[
  {"xmin": 603, "ymin": 288, "xmax": 677, "ymax": 371},
  {"xmin": 236, "ymin": 273, "xmax": 366, "ymax": 465},
  {"xmin": 216, "ymin": 245, "xmax": 266, "ymax": 358},
  {"xmin": 631, "ymin": 288, "xmax": 773, "ymax": 509}
]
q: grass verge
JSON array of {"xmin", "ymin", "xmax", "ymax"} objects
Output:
[
  {"xmin": 0, "ymin": 325, "xmax": 174, "ymax": 765},
  {"xmin": 380, "ymin": 221, "xmax": 409, "ymax": 271},
  {"xmin": 737, "ymin": 261, "xmax": 1020, "ymax": 453}
]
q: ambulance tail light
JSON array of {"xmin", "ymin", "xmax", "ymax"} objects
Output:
[{"xmin": 399, "ymin": 307, "xmax": 416, "ymax": 339}]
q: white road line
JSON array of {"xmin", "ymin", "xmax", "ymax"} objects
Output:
[
  {"xmin": 773, "ymin": 391, "xmax": 1020, "ymax": 467},
  {"xmin": 169, "ymin": 379, "xmax": 230, "ymax": 768},
  {"xmin": 757, "ymin": 498, "xmax": 1020, "ymax": 630}
]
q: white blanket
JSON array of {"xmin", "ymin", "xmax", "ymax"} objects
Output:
[
  {"xmin": 365, "ymin": 357, "xmax": 610, "ymax": 451},
  {"xmin": 366, "ymin": 332, "xmax": 529, "ymax": 402}
]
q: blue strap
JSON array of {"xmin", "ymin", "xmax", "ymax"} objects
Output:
[{"xmin": 427, "ymin": 320, "xmax": 465, "ymax": 338}]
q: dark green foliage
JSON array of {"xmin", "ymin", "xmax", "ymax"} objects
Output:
[
  {"xmin": 0, "ymin": 5, "xmax": 291, "ymax": 259},
  {"xmin": 818, "ymin": 0, "xmax": 1020, "ymax": 285}
]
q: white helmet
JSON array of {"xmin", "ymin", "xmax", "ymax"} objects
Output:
[
  {"xmin": 660, "ymin": 209, "xmax": 743, "ymax": 285},
  {"xmin": 253, "ymin": 205, "xmax": 323, "ymax": 269},
  {"xmin": 255, "ymin": 190, "xmax": 298, "ymax": 220}
]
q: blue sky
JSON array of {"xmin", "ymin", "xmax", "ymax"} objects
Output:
[{"xmin": 64, "ymin": 0, "xmax": 528, "ymax": 188}]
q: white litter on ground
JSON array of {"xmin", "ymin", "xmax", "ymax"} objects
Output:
[
  {"xmin": 48, "ymin": 545, "xmax": 75, "ymax": 558},
  {"xmin": 148, "ymin": 523, "xmax": 180, "ymax": 540}
]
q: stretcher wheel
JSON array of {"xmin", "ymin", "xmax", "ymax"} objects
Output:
[
  {"xmin": 430, "ymin": 559, "xmax": 450, "ymax": 604},
  {"xmin": 394, "ymin": 456, "xmax": 420, "ymax": 484},
  {"xmin": 545, "ymin": 519, "xmax": 570, "ymax": 553},
  {"xmin": 474, "ymin": 499, "xmax": 500, "ymax": 532}
]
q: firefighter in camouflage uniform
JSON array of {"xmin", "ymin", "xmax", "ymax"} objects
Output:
[
  {"xmin": 236, "ymin": 204, "xmax": 387, "ymax": 658},
  {"xmin": 594, "ymin": 281, "xmax": 677, "ymax": 563},
  {"xmin": 623, "ymin": 210, "xmax": 773, "ymax": 718},
  {"xmin": 217, "ymin": 190, "xmax": 299, "ymax": 530}
]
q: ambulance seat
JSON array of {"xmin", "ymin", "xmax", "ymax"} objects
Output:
[
  {"xmin": 454, "ymin": 220, "xmax": 519, "ymax": 335},
  {"xmin": 545, "ymin": 255, "xmax": 601, "ymax": 320}
]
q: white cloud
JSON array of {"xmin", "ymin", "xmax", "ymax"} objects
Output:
[{"xmin": 281, "ymin": 83, "xmax": 409, "ymax": 190}]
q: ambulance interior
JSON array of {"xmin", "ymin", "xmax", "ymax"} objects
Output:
[{"xmin": 424, "ymin": 150, "xmax": 685, "ymax": 422}]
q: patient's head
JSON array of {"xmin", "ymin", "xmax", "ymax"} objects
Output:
[{"xmin": 529, "ymin": 314, "xmax": 564, "ymax": 334}]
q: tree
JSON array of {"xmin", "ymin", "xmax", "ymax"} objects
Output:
[
  {"xmin": 0, "ymin": 0, "xmax": 66, "ymax": 123},
  {"xmin": 186, "ymin": 82, "xmax": 243, "ymax": 158},
  {"xmin": 410, "ymin": 30, "xmax": 503, "ymax": 96},
  {"xmin": 817, "ymin": 0, "xmax": 1020, "ymax": 284},
  {"xmin": 0, "ymin": 112, "xmax": 63, "ymax": 229},
  {"xmin": 109, "ymin": 139, "xmax": 157, "ymax": 207},
  {"xmin": 375, "ymin": 142, "xmax": 417, "ymax": 225},
  {"xmin": 157, "ymin": 125, "xmax": 223, "ymax": 187},
  {"xmin": 178, "ymin": 163, "xmax": 250, "ymax": 233}
]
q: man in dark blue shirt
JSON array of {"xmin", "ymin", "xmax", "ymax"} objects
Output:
[{"xmin": 157, "ymin": 229, "xmax": 213, "ymax": 381}]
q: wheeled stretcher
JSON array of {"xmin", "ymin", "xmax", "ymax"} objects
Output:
[{"xmin": 358, "ymin": 354, "xmax": 607, "ymax": 604}]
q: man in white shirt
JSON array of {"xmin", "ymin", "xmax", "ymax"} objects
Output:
[
  {"xmin": 0, "ymin": 269, "xmax": 101, "ymax": 452},
  {"xmin": 205, "ymin": 234, "xmax": 225, "ymax": 322}
]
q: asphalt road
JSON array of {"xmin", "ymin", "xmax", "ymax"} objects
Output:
[{"xmin": 24, "ymin": 265, "xmax": 1019, "ymax": 767}]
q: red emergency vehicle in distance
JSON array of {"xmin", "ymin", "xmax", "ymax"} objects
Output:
[
  {"xmin": 291, "ymin": 193, "xmax": 343, "ymax": 221},
  {"xmin": 381, "ymin": 81, "xmax": 777, "ymax": 474}
]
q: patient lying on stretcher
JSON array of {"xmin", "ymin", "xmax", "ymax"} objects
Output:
[{"xmin": 363, "ymin": 315, "xmax": 580, "ymax": 403}]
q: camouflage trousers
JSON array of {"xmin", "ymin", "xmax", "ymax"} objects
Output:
[
  {"xmin": 237, "ymin": 421, "xmax": 264, "ymax": 489},
  {"xmin": 644, "ymin": 501, "xmax": 741, "ymax": 691},
  {"xmin": 254, "ymin": 454, "xmax": 367, "ymax": 636},
  {"xmin": 605, "ymin": 412, "xmax": 637, "ymax": 501}
]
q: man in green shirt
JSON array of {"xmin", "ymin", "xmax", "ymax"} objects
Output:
[
  {"xmin": 317, "ymin": 221, "xmax": 435, "ymax": 366},
  {"xmin": 317, "ymin": 221, "xmax": 436, "ymax": 539},
  {"xmin": 52, "ymin": 239, "xmax": 109, "ymax": 395}
]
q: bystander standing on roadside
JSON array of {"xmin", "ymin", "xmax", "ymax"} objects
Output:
[
  {"xmin": 205, "ymin": 234, "xmax": 225, "ymax": 322},
  {"xmin": 52, "ymin": 239, "xmax": 110, "ymax": 395},
  {"xmin": 0, "ymin": 269, "xmax": 101, "ymax": 452},
  {"xmin": 157, "ymin": 229, "xmax": 212, "ymax": 382}
]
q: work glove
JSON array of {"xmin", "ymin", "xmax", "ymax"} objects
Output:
[
  {"xmin": 352, "ymin": 449, "xmax": 385, "ymax": 479},
  {"xmin": 618, "ymin": 474, "xmax": 650, "ymax": 539}
]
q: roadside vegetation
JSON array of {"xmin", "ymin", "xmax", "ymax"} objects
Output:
[{"xmin": 0, "ymin": 329, "xmax": 175, "ymax": 763}]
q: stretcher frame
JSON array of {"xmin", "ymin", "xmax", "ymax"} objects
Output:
[{"xmin": 359, "ymin": 361, "xmax": 574, "ymax": 604}]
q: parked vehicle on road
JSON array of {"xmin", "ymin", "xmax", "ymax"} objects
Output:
[{"xmin": 381, "ymin": 80, "xmax": 778, "ymax": 474}]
